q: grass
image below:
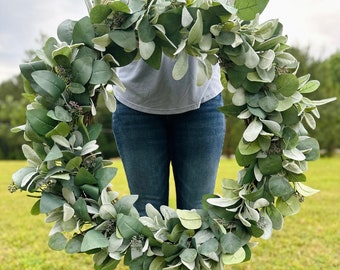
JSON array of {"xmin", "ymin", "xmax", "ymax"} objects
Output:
[{"xmin": 1, "ymin": 157, "xmax": 339, "ymax": 270}]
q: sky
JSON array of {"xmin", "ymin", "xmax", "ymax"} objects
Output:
[{"xmin": 1, "ymin": 0, "xmax": 340, "ymax": 83}]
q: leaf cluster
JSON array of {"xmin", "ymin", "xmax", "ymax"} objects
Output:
[{"xmin": 9, "ymin": 0, "xmax": 336, "ymax": 269}]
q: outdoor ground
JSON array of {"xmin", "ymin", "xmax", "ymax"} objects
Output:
[{"xmin": 1, "ymin": 157, "xmax": 339, "ymax": 270}]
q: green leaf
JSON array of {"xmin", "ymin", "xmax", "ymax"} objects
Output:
[
  {"xmin": 116, "ymin": 214, "xmax": 144, "ymax": 239},
  {"xmin": 88, "ymin": 123, "xmax": 102, "ymax": 141},
  {"xmin": 72, "ymin": 56, "xmax": 93, "ymax": 85},
  {"xmin": 30, "ymin": 200, "xmax": 41, "ymax": 216},
  {"xmin": 222, "ymin": 247, "xmax": 246, "ymax": 265},
  {"xmin": 95, "ymin": 167, "xmax": 117, "ymax": 192},
  {"xmin": 19, "ymin": 60, "xmax": 48, "ymax": 83},
  {"xmin": 68, "ymin": 82, "xmax": 86, "ymax": 94},
  {"xmin": 139, "ymin": 41, "xmax": 156, "ymax": 60},
  {"xmin": 275, "ymin": 52, "xmax": 297, "ymax": 67},
  {"xmin": 45, "ymin": 122, "xmax": 71, "ymax": 138},
  {"xmin": 36, "ymin": 37, "xmax": 59, "ymax": 67},
  {"xmin": 12, "ymin": 167, "xmax": 36, "ymax": 188},
  {"xmin": 243, "ymin": 118, "xmax": 263, "ymax": 142},
  {"xmin": 240, "ymin": 161, "xmax": 256, "ymax": 185},
  {"xmin": 255, "ymin": 35, "xmax": 287, "ymax": 51},
  {"xmin": 181, "ymin": 6, "xmax": 193, "ymax": 27},
  {"xmin": 149, "ymin": 257, "xmax": 166, "ymax": 270},
  {"xmin": 220, "ymin": 232, "xmax": 243, "ymax": 254},
  {"xmin": 268, "ymin": 175, "xmax": 294, "ymax": 197},
  {"xmin": 296, "ymin": 137, "xmax": 320, "ymax": 161},
  {"xmin": 65, "ymin": 156, "xmax": 82, "ymax": 171},
  {"xmin": 47, "ymin": 106, "xmax": 72, "ymax": 122},
  {"xmin": 114, "ymin": 195, "xmax": 138, "ymax": 215},
  {"xmin": 75, "ymin": 167, "xmax": 98, "ymax": 186},
  {"xmin": 258, "ymin": 94, "xmax": 278, "ymax": 112},
  {"xmin": 138, "ymin": 16, "xmax": 156, "ymax": 42},
  {"xmin": 283, "ymin": 148, "xmax": 305, "ymax": 161},
  {"xmin": 197, "ymin": 238, "xmax": 219, "ymax": 259},
  {"xmin": 258, "ymin": 155, "xmax": 282, "ymax": 175},
  {"xmin": 281, "ymin": 106, "xmax": 300, "ymax": 126},
  {"xmin": 238, "ymin": 139, "xmax": 261, "ymax": 155},
  {"xmin": 44, "ymin": 145, "xmax": 63, "ymax": 161},
  {"xmin": 22, "ymin": 144, "xmax": 42, "ymax": 167},
  {"xmin": 57, "ymin": 19, "xmax": 76, "ymax": 43},
  {"xmin": 40, "ymin": 192, "xmax": 66, "ymax": 213},
  {"xmin": 90, "ymin": 4, "xmax": 112, "ymax": 23},
  {"xmin": 260, "ymin": 119, "xmax": 281, "ymax": 135},
  {"xmin": 81, "ymin": 230, "xmax": 109, "ymax": 252},
  {"xmin": 259, "ymin": 50, "xmax": 275, "ymax": 70},
  {"xmin": 99, "ymin": 204, "xmax": 117, "ymax": 220},
  {"xmin": 51, "ymin": 135, "xmax": 70, "ymax": 149},
  {"xmin": 180, "ymin": 248, "xmax": 197, "ymax": 269},
  {"xmin": 176, "ymin": 209, "xmax": 202, "ymax": 230},
  {"xmin": 219, "ymin": 104, "xmax": 246, "ymax": 117},
  {"xmin": 89, "ymin": 60, "xmax": 113, "ymax": 84},
  {"xmin": 145, "ymin": 43, "xmax": 162, "ymax": 69},
  {"xmin": 81, "ymin": 140, "xmax": 99, "ymax": 156},
  {"xmin": 282, "ymin": 127, "xmax": 299, "ymax": 150},
  {"xmin": 65, "ymin": 235, "xmax": 83, "ymax": 254},
  {"xmin": 48, "ymin": 232, "xmax": 67, "ymax": 251},
  {"xmin": 108, "ymin": 1, "xmax": 131, "ymax": 13},
  {"xmin": 266, "ymin": 204, "xmax": 283, "ymax": 230},
  {"xmin": 172, "ymin": 52, "xmax": 189, "ymax": 80},
  {"xmin": 73, "ymin": 16, "xmax": 95, "ymax": 47},
  {"xmin": 216, "ymin": 31, "xmax": 235, "ymax": 46},
  {"xmin": 274, "ymin": 73, "xmax": 299, "ymax": 97},
  {"xmin": 31, "ymin": 70, "xmax": 66, "ymax": 100},
  {"xmin": 235, "ymin": 146, "xmax": 257, "ymax": 167},
  {"xmin": 109, "ymin": 30, "xmax": 137, "ymax": 52},
  {"xmin": 244, "ymin": 46, "xmax": 260, "ymax": 69},
  {"xmin": 73, "ymin": 197, "xmax": 92, "ymax": 222},
  {"xmin": 276, "ymin": 196, "xmax": 301, "ymax": 216},
  {"xmin": 235, "ymin": 0, "xmax": 270, "ymax": 20},
  {"xmin": 81, "ymin": 184, "xmax": 100, "ymax": 201},
  {"xmin": 188, "ymin": 10, "xmax": 203, "ymax": 45},
  {"xmin": 299, "ymin": 80, "xmax": 320, "ymax": 94},
  {"xmin": 285, "ymin": 172, "xmax": 306, "ymax": 182},
  {"xmin": 295, "ymin": 182, "xmax": 319, "ymax": 197}
]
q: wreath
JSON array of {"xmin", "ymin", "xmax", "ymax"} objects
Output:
[{"xmin": 9, "ymin": 0, "xmax": 335, "ymax": 269}]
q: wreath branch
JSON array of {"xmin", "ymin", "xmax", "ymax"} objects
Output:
[{"xmin": 9, "ymin": 1, "xmax": 336, "ymax": 269}]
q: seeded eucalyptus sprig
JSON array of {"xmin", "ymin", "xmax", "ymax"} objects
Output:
[{"xmin": 10, "ymin": 0, "xmax": 335, "ymax": 269}]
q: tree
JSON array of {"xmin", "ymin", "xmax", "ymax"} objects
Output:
[
  {"xmin": 310, "ymin": 53, "xmax": 340, "ymax": 155},
  {"xmin": 0, "ymin": 76, "xmax": 27, "ymax": 159}
]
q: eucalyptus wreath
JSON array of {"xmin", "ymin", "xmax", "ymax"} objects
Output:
[{"xmin": 9, "ymin": 0, "xmax": 335, "ymax": 269}]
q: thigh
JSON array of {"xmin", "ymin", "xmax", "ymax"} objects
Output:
[
  {"xmin": 170, "ymin": 94, "xmax": 226, "ymax": 210},
  {"xmin": 112, "ymin": 101, "xmax": 170, "ymax": 215}
]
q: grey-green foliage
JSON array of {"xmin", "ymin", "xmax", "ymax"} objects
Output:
[{"xmin": 9, "ymin": 0, "xmax": 336, "ymax": 269}]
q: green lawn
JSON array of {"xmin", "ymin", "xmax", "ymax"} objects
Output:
[{"xmin": 1, "ymin": 157, "xmax": 339, "ymax": 270}]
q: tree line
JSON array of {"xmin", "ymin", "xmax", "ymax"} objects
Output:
[{"xmin": 0, "ymin": 47, "xmax": 339, "ymax": 160}]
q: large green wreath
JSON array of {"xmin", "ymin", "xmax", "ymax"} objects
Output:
[{"xmin": 9, "ymin": 0, "xmax": 336, "ymax": 269}]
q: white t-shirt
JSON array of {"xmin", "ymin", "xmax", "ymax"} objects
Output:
[{"xmin": 114, "ymin": 55, "xmax": 223, "ymax": 114}]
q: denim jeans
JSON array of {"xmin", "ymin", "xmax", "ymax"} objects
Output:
[{"xmin": 112, "ymin": 94, "xmax": 226, "ymax": 216}]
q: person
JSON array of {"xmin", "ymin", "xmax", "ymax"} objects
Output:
[{"xmin": 112, "ymin": 54, "xmax": 226, "ymax": 216}]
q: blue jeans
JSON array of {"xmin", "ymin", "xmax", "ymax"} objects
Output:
[{"xmin": 112, "ymin": 94, "xmax": 226, "ymax": 216}]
